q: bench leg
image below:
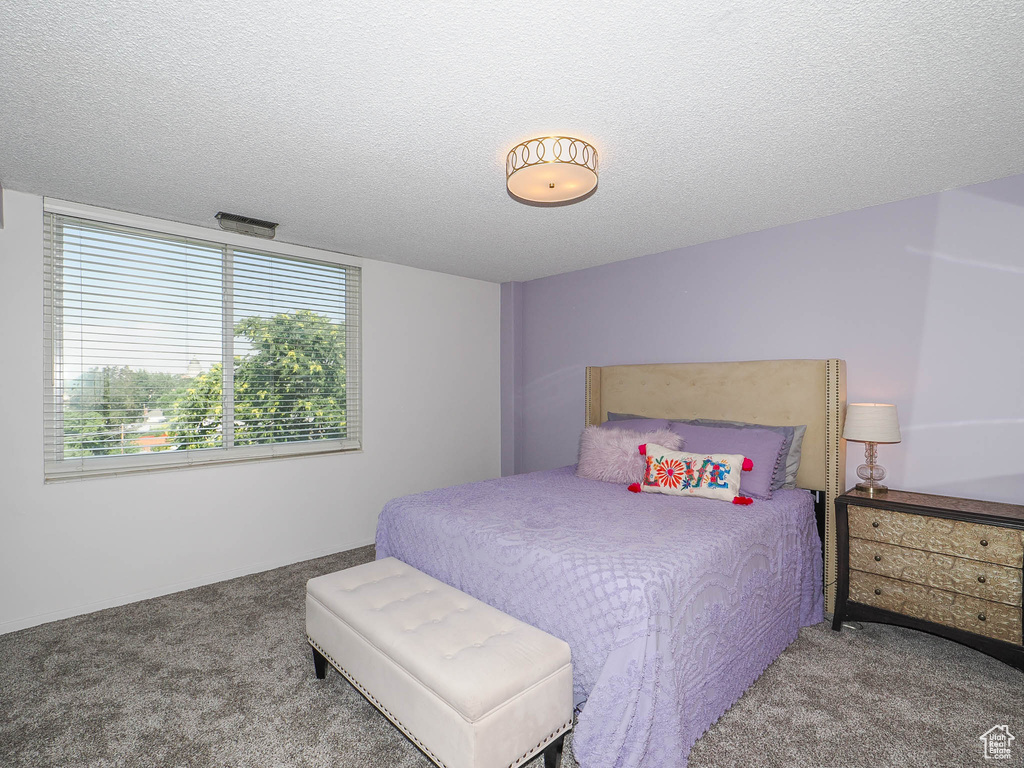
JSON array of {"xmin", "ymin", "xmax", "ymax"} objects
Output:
[
  {"xmin": 311, "ymin": 645, "xmax": 327, "ymax": 679},
  {"xmin": 543, "ymin": 734, "xmax": 565, "ymax": 768}
]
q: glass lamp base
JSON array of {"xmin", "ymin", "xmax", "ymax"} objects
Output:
[
  {"xmin": 855, "ymin": 442, "xmax": 888, "ymax": 494},
  {"xmin": 854, "ymin": 479, "xmax": 889, "ymax": 495}
]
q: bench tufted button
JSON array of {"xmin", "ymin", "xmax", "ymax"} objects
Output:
[
  {"xmin": 473, "ymin": 642, "xmax": 482, "ymax": 647},
  {"xmin": 432, "ymin": 618, "xmax": 440, "ymax": 624}
]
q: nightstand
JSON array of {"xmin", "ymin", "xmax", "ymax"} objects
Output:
[{"xmin": 832, "ymin": 487, "xmax": 1024, "ymax": 671}]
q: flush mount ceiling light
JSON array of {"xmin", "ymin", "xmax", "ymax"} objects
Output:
[{"xmin": 506, "ymin": 136, "xmax": 598, "ymax": 206}]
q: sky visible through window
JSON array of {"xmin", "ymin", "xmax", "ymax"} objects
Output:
[{"xmin": 58, "ymin": 223, "xmax": 349, "ymax": 385}]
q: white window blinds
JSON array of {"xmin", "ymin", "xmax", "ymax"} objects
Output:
[{"xmin": 43, "ymin": 210, "xmax": 361, "ymax": 480}]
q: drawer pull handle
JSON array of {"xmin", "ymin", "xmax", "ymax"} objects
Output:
[
  {"xmin": 874, "ymin": 588, "xmax": 882, "ymax": 595},
  {"xmin": 874, "ymin": 555, "xmax": 882, "ymax": 562},
  {"xmin": 980, "ymin": 539, "xmax": 988, "ymax": 547},
  {"xmin": 872, "ymin": 521, "xmax": 879, "ymax": 528},
  {"xmin": 978, "ymin": 613, "xmax": 987, "ymax": 622},
  {"xmin": 978, "ymin": 575, "xmax": 986, "ymax": 584}
]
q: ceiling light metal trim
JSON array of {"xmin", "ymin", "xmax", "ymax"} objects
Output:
[{"xmin": 506, "ymin": 136, "xmax": 598, "ymax": 206}]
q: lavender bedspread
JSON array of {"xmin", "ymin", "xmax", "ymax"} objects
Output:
[{"xmin": 375, "ymin": 466, "xmax": 823, "ymax": 768}]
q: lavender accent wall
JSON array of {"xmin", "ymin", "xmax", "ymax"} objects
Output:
[
  {"xmin": 502, "ymin": 175, "xmax": 1024, "ymax": 504},
  {"xmin": 500, "ymin": 281, "xmax": 524, "ymax": 477}
]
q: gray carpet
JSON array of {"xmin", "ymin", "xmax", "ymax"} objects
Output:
[{"xmin": 1, "ymin": 546, "xmax": 1021, "ymax": 768}]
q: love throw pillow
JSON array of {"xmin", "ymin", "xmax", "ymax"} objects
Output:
[{"xmin": 628, "ymin": 443, "xmax": 754, "ymax": 504}]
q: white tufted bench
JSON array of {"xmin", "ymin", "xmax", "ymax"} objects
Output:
[{"xmin": 306, "ymin": 557, "xmax": 573, "ymax": 768}]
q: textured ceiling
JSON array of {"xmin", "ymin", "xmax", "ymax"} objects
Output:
[{"xmin": 2, "ymin": 1, "xmax": 1022, "ymax": 282}]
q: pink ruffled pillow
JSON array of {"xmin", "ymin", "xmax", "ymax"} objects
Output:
[{"xmin": 576, "ymin": 425, "xmax": 684, "ymax": 484}]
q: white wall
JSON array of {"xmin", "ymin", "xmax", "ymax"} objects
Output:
[{"xmin": 0, "ymin": 190, "xmax": 501, "ymax": 634}]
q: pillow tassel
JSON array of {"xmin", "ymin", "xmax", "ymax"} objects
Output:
[
  {"xmin": 628, "ymin": 483, "xmax": 642, "ymax": 493},
  {"xmin": 742, "ymin": 457, "xmax": 753, "ymax": 471},
  {"xmin": 732, "ymin": 496, "xmax": 753, "ymax": 505},
  {"xmin": 638, "ymin": 444, "xmax": 647, "ymax": 455}
]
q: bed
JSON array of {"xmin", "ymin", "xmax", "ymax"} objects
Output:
[{"xmin": 375, "ymin": 359, "xmax": 847, "ymax": 768}]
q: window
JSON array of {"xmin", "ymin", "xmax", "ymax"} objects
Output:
[{"xmin": 43, "ymin": 205, "xmax": 361, "ymax": 480}]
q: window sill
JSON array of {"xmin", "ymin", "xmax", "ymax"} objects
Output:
[{"xmin": 44, "ymin": 439, "xmax": 362, "ymax": 483}]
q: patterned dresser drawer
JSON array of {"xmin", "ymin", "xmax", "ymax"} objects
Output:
[
  {"xmin": 849, "ymin": 570, "xmax": 1022, "ymax": 645},
  {"xmin": 835, "ymin": 489, "xmax": 1024, "ymax": 671},
  {"xmin": 848, "ymin": 505, "xmax": 1024, "ymax": 568},
  {"xmin": 849, "ymin": 538, "xmax": 1023, "ymax": 607}
]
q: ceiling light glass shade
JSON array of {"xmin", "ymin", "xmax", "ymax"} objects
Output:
[{"xmin": 506, "ymin": 136, "xmax": 598, "ymax": 205}]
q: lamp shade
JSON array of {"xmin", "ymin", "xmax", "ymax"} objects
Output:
[{"xmin": 843, "ymin": 403, "xmax": 901, "ymax": 443}]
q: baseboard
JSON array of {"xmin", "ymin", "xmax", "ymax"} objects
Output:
[{"xmin": 0, "ymin": 536, "xmax": 376, "ymax": 636}]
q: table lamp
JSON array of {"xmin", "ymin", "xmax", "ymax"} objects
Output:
[{"xmin": 843, "ymin": 403, "xmax": 901, "ymax": 495}]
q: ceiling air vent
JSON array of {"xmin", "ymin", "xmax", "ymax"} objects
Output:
[{"xmin": 215, "ymin": 211, "xmax": 278, "ymax": 239}]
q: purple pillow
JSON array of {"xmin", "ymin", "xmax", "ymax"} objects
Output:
[
  {"xmin": 674, "ymin": 418, "xmax": 805, "ymax": 490},
  {"xmin": 667, "ymin": 423, "xmax": 785, "ymax": 499},
  {"xmin": 598, "ymin": 417, "xmax": 669, "ymax": 432},
  {"xmin": 577, "ymin": 426, "xmax": 683, "ymax": 484}
]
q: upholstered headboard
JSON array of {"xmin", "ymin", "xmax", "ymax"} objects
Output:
[{"xmin": 584, "ymin": 359, "xmax": 846, "ymax": 611}]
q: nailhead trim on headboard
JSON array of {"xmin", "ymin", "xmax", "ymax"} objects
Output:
[
  {"xmin": 823, "ymin": 358, "xmax": 846, "ymax": 612},
  {"xmin": 584, "ymin": 366, "xmax": 596, "ymax": 427}
]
